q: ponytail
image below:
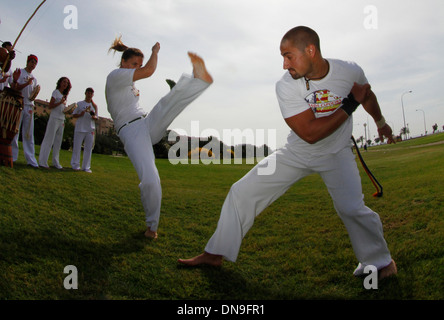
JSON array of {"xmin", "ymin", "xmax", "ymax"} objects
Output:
[
  {"xmin": 108, "ymin": 35, "xmax": 144, "ymax": 65},
  {"xmin": 108, "ymin": 35, "xmax": 129, "ymax": 53}
]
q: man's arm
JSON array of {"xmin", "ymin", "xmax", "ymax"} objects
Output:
[
  {"xmin": 360, "ymin": 90, "xmax": 395, "ymax": 144},
  {"xmin": 284, "ymin": 108, "xmax": 348, "ymax": 144},
  {"xmin": 284, "ymin": 83, "xmax": 369, "ymax": 144}
]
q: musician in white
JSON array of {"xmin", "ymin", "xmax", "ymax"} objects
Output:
[
  {"xmin": 0, "ymin": 70, "xmax": 12, "ymax": 91},
  {"xmin": 38, "ymin": 77, "xmax": 72, "ymax": 169},
  {"xmin": 10, "ymin": 54, "xmax": 39, "ymax": 168},
  {"xmin": 71, "ymin": 87, "xmax": 98, "ymax": 173}
]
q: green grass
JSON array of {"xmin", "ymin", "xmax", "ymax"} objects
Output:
[{"xmin": 1, "ymin": 133, "xmax": 443, "ymax": 300}]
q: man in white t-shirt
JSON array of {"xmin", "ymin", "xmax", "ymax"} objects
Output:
[
  {"xmin": 0, "ymin": 69, "xmax": 12, "ymax": 91},
  {"xmin": 71, "ymin": 87, "xmax": 98, "ymax": 173},
  {"xmin": 179, "ymin": 26, "xmax": 397, "ymax": 281},
  {"xmin": 10, "ymin": 54, "xmax": 39, "ymax": 168}
]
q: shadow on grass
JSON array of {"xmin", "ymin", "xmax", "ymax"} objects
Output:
[
  {"xmin": 177, "ymin": 263, "xmax": 303, "ymax": 300},
  {"xmin": 0, "ymin": 228, "xmax": 146, "ymax": 299}
]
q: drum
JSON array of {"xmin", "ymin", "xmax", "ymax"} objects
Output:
[
  {"xmin": 29, "ymin": 84, "xmax": 40, "ymax": 101},
  {"xmin": 0, "ymin": 87, "xmax": 23, "ymax": 167}
]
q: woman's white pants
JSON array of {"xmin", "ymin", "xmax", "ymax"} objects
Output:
[
  {"xmin": 205, "ymin": 145, "xmax": 392, "ymax": 272},
  {"xmin": 39, "ymin": 117, "xmax": 65, "ymax": 168},
  {"xmin": 118, "ymin": 74, "xmax": 211, "ymax": 231}
]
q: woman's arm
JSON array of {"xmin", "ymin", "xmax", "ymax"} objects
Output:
[{"xmin": 133, "ymin": 42, "xmax": 160, "ymax": 82}]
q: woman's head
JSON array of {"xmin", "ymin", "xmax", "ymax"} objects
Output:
[
  {"xmin": 109, "ymin": 36, "xmax": 144, "ymax": 69},
  {"xmin": 56, "ymin": 77, "xmax": 72, "ymax": 96}
]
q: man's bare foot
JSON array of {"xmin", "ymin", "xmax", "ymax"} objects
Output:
[
  {"xmin": 178, "ymin": 252, "xmax": 223, "ymax": 267},
  {"xmin": 144, "ymin": 227, "xmax": 158, "ymax": 240},
  {"xmin": 379, "ymin": 259, "xmax": 397, "ymax": 280},
  {"xmin": 188, "ymin": 52, "xmax": 213, "ymax": 84}
]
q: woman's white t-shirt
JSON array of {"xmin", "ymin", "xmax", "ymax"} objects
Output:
[
  {"xmin": 105, "ymin": 68, "xmax": 146, "ymax": 131},
  {"xmin": 50, "ymin": 89, "xmax": 66, "ymax": 120}
]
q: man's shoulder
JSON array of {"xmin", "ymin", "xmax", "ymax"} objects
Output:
[{"xmin": 328, "ymin": 58, "xmax": 362, "ymax": 71}]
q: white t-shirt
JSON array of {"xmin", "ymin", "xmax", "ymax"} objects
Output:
[
  {"xmin": 17, "ymin": 68, "xmax": 38, "ymax": 106},
  {"xmin": 105, "ymin": 68, "xmax": 146, "ymax": 131},
  {"xmin": 0, "ymin": 70, "xmax": 11, "ymax": 91},
  {"xmin": 73, "ymin": 100, "xmax": 96, "ymax": 132},
  {"xmin": 276, "ymin": 58, "xmax": 368, "ymax": 156},
  {"xmin": 50, "ymin": 89, "xmax": 67, "ymax": 120}
]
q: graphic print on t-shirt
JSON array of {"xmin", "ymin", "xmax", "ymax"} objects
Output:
[
  {"xmin": 131, "ymin": 84, "xmax": 140, "ymax": 97},
  {"xmin": 305, "ymin": 90, "xmax": 342, "ymax": 116}
]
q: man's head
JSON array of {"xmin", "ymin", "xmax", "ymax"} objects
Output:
[
  {"xmin": 2, "ymin": 41, "xmax": 13, "ymax": 51},
  {"xmin": 85, "ymin": 87, "xmax": 94, "ymax": 100},
  {"xmin": 26, "ymin": 54, "xmax": 38, "ymax": 72},
  {"xmin": 280, "ymin": 26, "xmax": 322, "ymax": 79}
]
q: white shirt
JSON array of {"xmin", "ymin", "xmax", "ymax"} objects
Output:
[
  {"xmin": 49, "ymin": 89, "xmax": 67, "ymax": 120},
  {"xmin": 105, "ymin": 68, "xmax": 146, "ymax": 131},
  {"xmin": 276, "ymin": 58, "xmax": 368, "ymax": 156},
  {"xmin": 0, "ymin": 70, "xmax": 12, "ymax": 91},
  {"xmin": 73, "ymin": 100, "xmax": 96, "ymax": 132},
  {"xmin": 16, "ymin": 68, "xmax": 38, "ymax": 106}
]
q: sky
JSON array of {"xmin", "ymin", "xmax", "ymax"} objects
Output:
[{"xmin": 1, "ymin": 0, "xmax": 444, "ymax": 149}]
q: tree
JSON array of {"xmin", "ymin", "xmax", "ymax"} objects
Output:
[{"xmin": 400, "ymin": 126, "xmax": 409, "ymax": 140}]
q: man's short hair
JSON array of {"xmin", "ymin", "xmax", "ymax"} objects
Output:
[{"xmin": 281, "ymin": 26, "xmax": 321, "ymax": 53}]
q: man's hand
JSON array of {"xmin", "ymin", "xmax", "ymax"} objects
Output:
[
  {"xmin": 0, "ymin": 74, "xmax": 9, "ymax": 83},
  {"xmin": 12, "ymin": 68, "xmax": 21, "ymax": 82},
  {"xmin": 351, "ymin": 82, "xmax": 371, "ymax": 104},
  {"xmin": 378, "ymin": 124, "xmax": 395, "ymax": 144}
]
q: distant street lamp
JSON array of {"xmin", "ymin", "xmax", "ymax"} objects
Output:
[
  {"xmin": 416, "ymin": 108, "xmax": 426, "ymax": 135},
  {"xmin": 401, "ymin": 90, "xmax": 412, "ymax": 139}
]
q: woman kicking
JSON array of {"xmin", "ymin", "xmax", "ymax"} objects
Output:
[{"xmin": 106, "ymin": 36, "xmax": 212, "ymax": 239}]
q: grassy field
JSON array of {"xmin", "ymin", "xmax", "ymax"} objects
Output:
[{"xmin": 0, "ymin": 133, "xmax": 443, "ymax": 301}]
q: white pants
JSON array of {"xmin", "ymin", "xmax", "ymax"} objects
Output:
[
  {"xmin": 38, "ymin": 117, "xmax": 65, "ymax": 168},
  {"xmin": 118, "ymin": 74, "xmax": 211, "ymax": 231},
  {"xmin": 12, "ymin": 104, "xmax": 38, "ymax": 167},
  {"xmin": 205, "ymin": 145, "xmax": 392, "ymax": 271},
  {"xmin": 71, "ymin": 130, "xmax": 95, "ymax": 170}
]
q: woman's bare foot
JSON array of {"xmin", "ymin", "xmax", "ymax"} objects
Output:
[
  {"xmin": 188, "ymin": 52, "xmax": 213, "ymax": 84},
  {"xmin": 178, "ymin": 252, "xmax": 223, "ymax": 267},
  {"xmin": 144, "ymin": 227, "xmax": 158, "ymax": 240}
]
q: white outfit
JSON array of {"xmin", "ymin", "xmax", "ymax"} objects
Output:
[
  {"xmin": 204, "ymin": 59, "xmax": 392, "ymax": 274},
  {"xmin": 105, "ymin": 68, "xmax": 211, "ymax": 231},
  {"xmin": 11, "ymin": 68, "xmax": 38, "ymax": 167},
  {"xmin": 0, "ymin": 70, "xmax": 12, "ymax": 91},
  {"xmin": 71, "ymin": 100, "xmax": 96, "ymax": 171},
  {"xmin": 38, "ymin": 89, "xmax": 67, "ymax": 168}
]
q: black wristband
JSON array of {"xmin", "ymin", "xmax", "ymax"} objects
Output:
[{"xmin": 340, "ymin": 93, "xmax": 360, "ymax": 116}]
